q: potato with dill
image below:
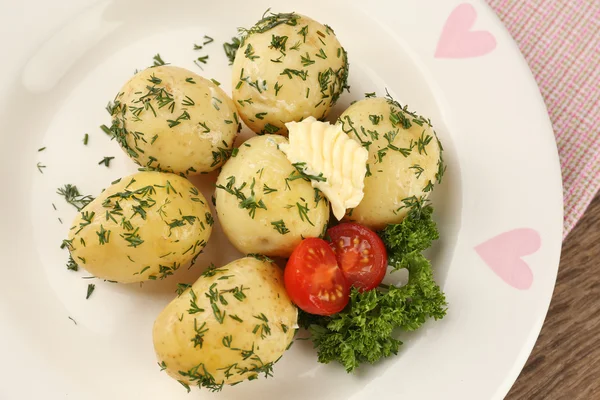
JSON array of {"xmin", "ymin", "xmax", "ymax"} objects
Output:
[
  {"xmin": 66, "ymin": 171, "xmax": 213, "ymax": 283},
  {"xmin": 215, "ymin": 135, "xmax": 330, "ymax": 257},
  {"xmin": 339, "ymin": 95, "xmax": 445, "ymax": 230},
  {"xmin": 107, "ymin": 66, "xmax": 240, "ymax": 175},
  {"xmin": 230, "ymin": 11, "xmax": 349, "ymax": 135},
  {"xmin": 153, "ymin": 256, "xmax": 297, "ymax": 391}
]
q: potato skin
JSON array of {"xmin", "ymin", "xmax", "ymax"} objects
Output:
[
  {"xmin": 110, "ymin": 66, "xmax": 239, "ymax": 174},
  {"xmin": 215, "ymin": 135, "xmax": 330, "ymax": 257},
  {"xmin": 153, "ymin": 257, "xmax": 297, "ymax": 387},
  {"xmin": 232, "ymin": 13, "xmax": 349, "ymax": 135},
  {"xmin": 340, "ymin": 97, "xmax": 443, "ymax": 230},
  {"xmin": 67, "ymin": 171, "xmax": 212, "ymax": 283}
]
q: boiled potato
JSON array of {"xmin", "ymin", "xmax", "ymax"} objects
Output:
[
  {"xmin": 215, "ymin": 135, "xmax": 329, "ymax": 257},
  {"xmin": 109, "ymin": 66, "xmax": 239, "ymax": 175},
  {"xmin": 67, "ymin": 171, "xmax": 213, "ymax": 283},
  {"xmin": 231, "ymin": 12, "xmax": 349, "ymax": 135},
  {"xmin": 153, "ymin": 257, "xmax": 296, "ymax": 389},
  {"xmin": 340, "ymin": 97, "xmax": 444, "ymax": 230}
]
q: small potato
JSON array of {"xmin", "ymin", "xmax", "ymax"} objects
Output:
[
  {"xmin": 109, "ymin": 66, "xmax": 239, "ymax": 175},
  {"xmin": 153, "ymin": 257, "xmax": 297, "ymax": 389},
  {"xmin": 67, "ymin": 171, "xmax": 213, "ymax": 283},
  {"xmin": 231, "ymin": 12, "xmax": 349, "ymax": 135},
  {"xmin": 339, "ymin": 97, "xmax": 444, "ymax": 230},
  {"xmin": 215, "ymin": 135, "xmax": 330, "ymax": 257}
]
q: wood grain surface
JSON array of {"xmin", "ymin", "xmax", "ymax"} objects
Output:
[{"xmin": 506, "ymin": 193, "xmax": 600, "ymax": 399}]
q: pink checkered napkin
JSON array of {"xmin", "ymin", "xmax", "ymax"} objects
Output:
[{"xmin": 487, "ymin": 0, "xmax": 600, "ymax": 239}]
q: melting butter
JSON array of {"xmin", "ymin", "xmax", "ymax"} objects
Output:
[{"xmin": 280, "ymin": 117, "xmax": 368, "ymax": 220}]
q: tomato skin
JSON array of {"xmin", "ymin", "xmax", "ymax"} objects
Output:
[
  {"xmin": 328, "ymin": 223, "xmax": 388, "ymax": 292},
  {"xmin": 284, "ymin": 238, "xmax": 350, "ymax": 316}
]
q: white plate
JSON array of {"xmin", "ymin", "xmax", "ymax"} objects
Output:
[{"xmin": 0, "ymin": 0, "xmax": 563, "ymax": 399}]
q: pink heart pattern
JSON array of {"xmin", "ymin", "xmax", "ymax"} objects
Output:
[
  {"xmin": 435, "ymin": 3, "xmax": 497, "ymax": 59},
  {"xmin": 475, "ymin": 229, "xmax": 541, "ymax": 290}
]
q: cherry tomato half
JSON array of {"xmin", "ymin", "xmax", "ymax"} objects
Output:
[
  {"xmin": 327, "ymin": 223, "xmax": 388, "ymax": 292},
  {"xmin": 284, "ymin": 238, "xmax": 350, "ymax": 315}
]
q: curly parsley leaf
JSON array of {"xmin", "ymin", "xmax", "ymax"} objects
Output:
[{"xmin": 380, "ymin": 205, "xmax": 439, "ymax": 268}]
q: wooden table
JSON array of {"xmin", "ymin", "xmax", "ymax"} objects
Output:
[{"xmin": 506, "ymin": 193, "xmax": 600, "ymax": 399}]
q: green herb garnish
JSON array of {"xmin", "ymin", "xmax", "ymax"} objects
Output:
[
  {"xmin": 191, "ymin": 319, "xmax": 209, "ymax": 348},
  {"xmin": 223, "ymin": 37, "xmax": 241, "ymax": 65},
  {"xmin": 86, "ymin": 284, "xmax": 95, "ymax": 299},
  {"xmin": 244, "ymin": 44, "xmax": 259, "ymax": 61},
  {"xmin": 188, "ymin": 289, "xmax": 205, "ymax": 314},
  {"xmin": 152, "ymin": 53, "xmax": 167, "ymax": 66},
  {"xmin": 57, "ymin": 184, "xmax": 94, "ymax": 211},
  {"xmin": 66, "ymin": 255, "xmax": 78, "ymax": 271},
  {"xmin": 295, "ymin": 202, "xmax": 313, "ymax": 226},
  {"xmin": 270, "ymin": 219, "xmax": 290, "ymax": 235},
  {"xmin": 261, "ymin": 123, "xmax": 280, "ymax": 135},
  {"xmin": 98, "ymin": 156, "xmax": 115, "ymax": 167}
]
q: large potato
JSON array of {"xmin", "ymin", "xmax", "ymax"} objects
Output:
[
  {"xmin": 231, "ymin": 12, "xmax": 349, "ymax": 135},
  {"xmin": 339, "ymin": 97, "xmax": 444, "ymax": 230},
  {"xmin": 153, "ymin": 257, "xmax": 297, "ymax": 389},
  {"xmin": 67, "ymin": 171, "xmax": 213, "ymax": 283},
  {"xmin": 215, "ymin": 135, "xmax": 330, "ymax": 257},
  {"xmin": 109, "ymin": 66, "xmax": 239, "ymax": 175}
]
